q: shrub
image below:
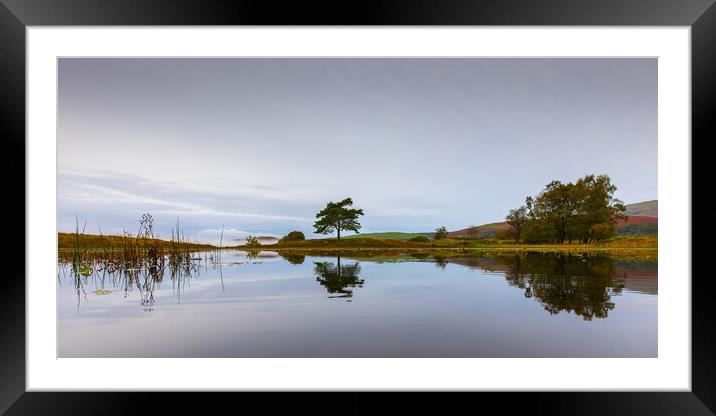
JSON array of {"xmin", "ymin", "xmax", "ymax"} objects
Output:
[
  {"xmin": 280, "ymin": 231, "xmax": 306, "ymax": 242},
  {"xmin": 494, "ymin": 229, "xmax": 513, "ymax": 240},
  {"xmin": 245, "ymin": 235, "xmax": 260, "ymax": 246},
  {"xmin": 408, "ymin": 235, "xmax": 431, "ymax": 243}
]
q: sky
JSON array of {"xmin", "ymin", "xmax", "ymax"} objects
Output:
[{"xmin": 58, "ymin": 58, "xmax": 657, "ymax": 244}]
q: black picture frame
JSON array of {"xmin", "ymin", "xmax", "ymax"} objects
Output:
[{"xmin": 1, "ymin": 0, "xmax": 711, "ymax": 414}]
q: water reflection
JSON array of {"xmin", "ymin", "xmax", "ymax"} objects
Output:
[
  {"xmin": 314, "ymin": 256, "xmax": 364, "ymax": 300},
  {"xmin": 434, "ymin": 255, "xmax": 448, "ymax": 270},
  {"xmin": 59, "ymin": 250, "xmax": 654, "ymax": 319},
  {"xmin": 498, "ymin": 252, "xmax": 624, "ymax": 320},
  {"xmin": 58, "ymin": 249, "xmax": 657, "ymax": 357},
  {"xmin": 61, "ymin": 254, "xmax": 201, "ymax": 313},
  {"xmin": 280, "ymin": 253, "xmax": 306, "ymax": 265}
]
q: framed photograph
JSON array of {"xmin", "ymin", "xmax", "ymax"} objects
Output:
[{"xmin": 3, "ymin": 0, "xmax": 711, "ymax": 414}]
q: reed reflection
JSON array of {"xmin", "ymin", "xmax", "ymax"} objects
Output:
[{"xmin": 60, "ymin": 251, "xmax": 204, "ymax": 312}]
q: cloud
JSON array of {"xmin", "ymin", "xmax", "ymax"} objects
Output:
[{"xmin": 58, "ymin": 167, "xmax": 315, "ymax": 237}]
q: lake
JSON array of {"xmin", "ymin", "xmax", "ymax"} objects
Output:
[{"xmin": 57, "ymin": 250, "xmax": 657, "ymax": 357}]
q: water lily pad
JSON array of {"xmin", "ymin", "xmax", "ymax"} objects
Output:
[
  {"xmin": 79, "ymin": 266, "xmax": 92, "ymax": 276},
  {"xmin": 94, "ymin": 289, "xmax": 112, "ymax": 295}
]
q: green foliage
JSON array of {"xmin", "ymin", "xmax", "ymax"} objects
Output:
[
  {"xmin": 517, "ymin": 174, "xmax": 627, "ymax": 243},
  {"xmin": 280, "ymin": 230, "xmax": 306, "ymax": 242},
  {"xmin": 494, "ymin": 229, "xmax": 513, "ymax": 240},
  {"xmin": 505, "ymin": 206, "xmax": 528, "ymax": 241},
  {"xmin": 408, "ymin": 235, "xmax": 431, "ymax": 243},
  {"xmin": 244, "ymin": 235, "xmax": 260, "ymax": 247},
  {"xmin": 313, "ymin": 197, "xmax": 364, "ymax": 239},
  {"xmin": 434, "ymin": 226, "xmax": 448, "ymax": 240}
]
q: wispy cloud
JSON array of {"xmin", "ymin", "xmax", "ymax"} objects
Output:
[{"xmin": 58, "ymin": 167, "xmax": 315, "ymax": 238}]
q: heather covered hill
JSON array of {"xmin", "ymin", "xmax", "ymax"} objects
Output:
[
  {"xmin": 617, "ymin": 200, "xmax": 658, "ymax": 235},
  {"xmin": 447, "ymin": 222, "xmax": 510, "ymax": 239},
  {"xmin": 625, "ymin": 200, "xmax": 658, "ymax": 217}
]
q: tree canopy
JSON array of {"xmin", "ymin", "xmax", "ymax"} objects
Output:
[
  {"xmin": 280, "ymin": 230, "xmax": 305, "ymax": 242},
  {"xmin": 505, "ymin": 206, "xmax": 528, "ymax": 240},
  {"xmin": 313, "ymin": 198, "xmax": 364, "ymax": 239},
  {"xmin": 515, "ymin": 174, "xmax": 627, "ymax": 243}
]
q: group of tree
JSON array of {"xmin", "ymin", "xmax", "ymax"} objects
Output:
[{"xmin": 506, "ymin": 174, "xmax": 627, "ymax": 243}]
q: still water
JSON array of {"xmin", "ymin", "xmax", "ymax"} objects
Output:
[{"xmin": 58, "ymin": 250, "xmax": 657, "ymax": 357}]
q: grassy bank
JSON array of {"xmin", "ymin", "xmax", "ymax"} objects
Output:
[
  {"xmin": 58, "ymin": 232, "xmax": 216, "ymax": 251},
  {"xmin": 58, "ymin": 232, "xmax": 656, "ymax": 258},
  {"xmin": 57, "ymin": 233, "xmax": 659, "ymax": 251},
  {"xmin": 245, "ymin": 235, "xmax": 657, "ymax": 251},
  {"xmin": 342, "ymin": 232, "xmax": 434, "ymax": 241}
]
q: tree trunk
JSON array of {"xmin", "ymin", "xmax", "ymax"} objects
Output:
[{"xmin": 337, "ymin": 226, "xmax": 341, "ymax": 240}]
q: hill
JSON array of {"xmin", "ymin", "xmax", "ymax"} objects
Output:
[
  {"xmin": 447, "ymin": 222, "xmax": 510, "ymax": 239},
  {"xmin": 617, "ymin": 200, "xmax": 658, "ymax": 235},
  {"xmin": 625, "ymin": 200, "xmax": 658, "ymax": 216}
]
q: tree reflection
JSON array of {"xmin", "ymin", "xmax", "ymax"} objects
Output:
[
  {"xmin": 245, "ymin": 249, "xmax": 261, "ymax": 261},
  {"xmin": 314, "ymin": 256, "xmax": 364, "ymax": 299},
  {"xmin": 434, "ymin": 255, "xmax": 448, "ymax": 270},
  {"xmin": 500, "ymin": 252, "xmax": 624, "ymax": 320},
  {"xmin": 280, "ymin": 253, "xmax": 306, "ymax": 265}
]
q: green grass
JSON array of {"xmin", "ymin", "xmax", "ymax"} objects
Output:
[
  {"xmin": 259, "ymin": 237, "xmax": 657, "ymax": 261},
  {"xmin": 343, "ymin": 232, "xmax": 434, "ymax": 241},
  {"xmin": 248, "ymin": 234, "xmax": 658, "ymax": 252}
]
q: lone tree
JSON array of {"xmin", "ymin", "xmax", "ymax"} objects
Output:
[
  {"xmin": 505, "ymin": 206, "xmax": 529, "ymax": 241},
  {"xmin": 434, "ymin": 226, "xmax": 449, "ymax": 240},
  {"xmin": 313, "ymin": 198, "xmax": 364, "ymax": 240}
]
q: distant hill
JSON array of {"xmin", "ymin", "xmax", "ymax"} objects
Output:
[
  {"xmin": 625, "ymin": 200, "xmax": 658, "ymax": 216},
  {"xmin": 617, "ymin": 200, "xmax": 658, "ymax": 235},
  {"xmin": 447, "ymin": 222, "xmax": 510, "ymax": 239}
]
